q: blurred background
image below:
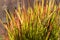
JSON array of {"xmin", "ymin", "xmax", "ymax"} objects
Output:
[{"xmin": 0, "ymin": 0, "xmax": 60, "ymax": 40}]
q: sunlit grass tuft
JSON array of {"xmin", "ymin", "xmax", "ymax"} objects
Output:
[{"xmin": 0, "ymin": 0, "xmax": 60, "ymax": 40}]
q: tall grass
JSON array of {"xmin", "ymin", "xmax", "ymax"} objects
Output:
[{"xmin": 0, "ymin": 0, "xmax": 60, "ymax": 40}]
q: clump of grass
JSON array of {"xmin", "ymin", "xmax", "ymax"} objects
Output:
[{"xmin": 0, "ymin": 0, "xmax": 60, "ymax": 40}]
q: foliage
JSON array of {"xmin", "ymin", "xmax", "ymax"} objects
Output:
[{"xmin": 0, "ymin": 0, "xmax": 60, "ymax": 40}]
